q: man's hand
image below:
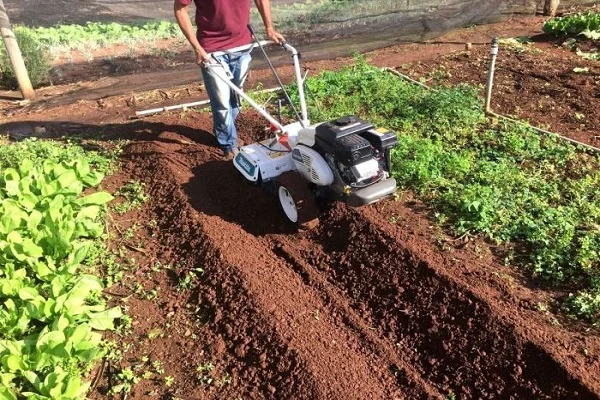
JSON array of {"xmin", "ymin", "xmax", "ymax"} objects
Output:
[
  {"xmin": 174, "ymin": 1, "xmax": 210, "ymax": 66},
  {"xmin": 266, "ymin": 27, "xmax": 285, "ymax": 45},
  {"xmin": 195, "ymin": 50, "xmax": 211, "ymax": 67},
  {"xmin": 254, "ymin": 0, "xmax": 285, "ymax": 44}
]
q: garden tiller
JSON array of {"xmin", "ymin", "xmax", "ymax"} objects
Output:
[{"xmin": 205, "ymin": 37, "xmax": 398, "ymax": 225}]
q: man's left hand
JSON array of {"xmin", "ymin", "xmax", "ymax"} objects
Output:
[{"xmin": 266, "ymin": 27, "xmax": 285, "ymax": 45}]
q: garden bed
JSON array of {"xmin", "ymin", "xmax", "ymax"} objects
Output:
[{"xmin": 1, "ymin": 9, "xmax": 599, "ymax": 400}]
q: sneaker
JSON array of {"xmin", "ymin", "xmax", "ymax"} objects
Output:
[{"xmin": 223, "ymin": 151, "xmax": 235, "ymax": 161}]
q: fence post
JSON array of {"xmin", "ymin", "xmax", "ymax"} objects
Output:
[{"xmin": 0, "ymin": 0, "xmax": 35, "ymax": 100}]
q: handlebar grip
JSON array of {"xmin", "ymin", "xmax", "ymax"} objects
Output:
[{"xmin": 282, "ymin": 42, "xmax": 293, "ymax": 52}]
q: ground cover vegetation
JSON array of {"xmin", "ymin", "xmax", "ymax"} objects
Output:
[
  {"xmin": 543, "ymin": 10, "xmax": 600, "ymax": 60},
  {"xmin": 288, "ymin": 60, "xmax": 600, "ymax": 321},
  {"xmin": 0, "ymin": 29, "xmax": 51, "ymax": 90},
  {"xmin": 22, "ymin": 21, "xmax": 181, "ymax": 49},
  {"xmin": 0, "ymin": 139, "xmax": 122, "ymax": 399},
  {"xmin": 0, "ymin": 21, "xmax": 182, "ymax": 89}
]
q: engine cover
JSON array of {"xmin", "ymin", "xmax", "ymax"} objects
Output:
[
  {"xmin": 315, "ymin": 115, "xmax": 375, "ymax": 167},
  {"xmin": 291, "ymin": 145, "xmax": 334, "ymax": 186},
  {"xmin": 334, "ymin": 134, "xmax": 373, "ymax": 166},
  {"xmin": 315, "ymin": 115, "xmax": 374, "ymax": 147}
]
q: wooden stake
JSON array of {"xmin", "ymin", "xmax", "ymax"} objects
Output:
[
  {"xmin": 0, "ymin": 0, "xmax": 35, "ymax": 100},
  {"xmin": 543, "ymin": 0, "xmax": 560, "ymax": 17}
]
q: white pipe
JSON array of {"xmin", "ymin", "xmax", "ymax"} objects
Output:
[
  {"xmin": 485, "ymin": 37, "xmax": 499, "ymax": 113},
  {"xmin": 489, "ymin": 112, "xmax": 600, "ymax": 153},
  {"xmin": 134, "ymin": 87, "xmax": 282, "ymax": 118},
  {"xmin": 382, "ymin": 67, "xmax": 433, "ymax": 91},
  {"xmin": 135, "ymin": 99, "xmax": 211, "ymax": 117},
  {"xmin": 284, "ymin": 43, "xmax": 309, "ymax": 126},
  {"xmin": 383, "ymin": 67, "xmax": 600, "ymax": 153}
]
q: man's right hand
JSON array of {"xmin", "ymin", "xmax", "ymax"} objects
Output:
[
  {"xmin": 196, "ymin": 50, "xmax": 212, "ymax": 67},
  {"xmin": 266, "ymin": 27, "xmax": 285, "ymax": 45},
  {"xmin": 174, "ymin": 1, "xmax": 210, "ymax": 67}
]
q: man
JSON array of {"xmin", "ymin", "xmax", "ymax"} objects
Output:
[{"xmin": 174, "ymin": 0, "xmax": 285, "ymax": 159}]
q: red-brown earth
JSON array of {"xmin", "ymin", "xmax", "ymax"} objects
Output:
[{"xmin": 1, "ymin": 8, "xmax": 599, "ymax": 400}]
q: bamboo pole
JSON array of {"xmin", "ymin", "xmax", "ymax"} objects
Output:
[{"xmin": 0, "ymin": 0, "xmax": 35, "ymax": 100}]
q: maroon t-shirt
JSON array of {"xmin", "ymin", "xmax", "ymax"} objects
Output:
[{"xmin": 177, "ymin": 0, "xmax": 252, "ymax": 52}]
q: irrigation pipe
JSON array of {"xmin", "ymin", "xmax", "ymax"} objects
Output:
[
  {"xmin": 485, "ymin": 37, "xmax": 499, "ymax": 113},
  {"xmin": 488, "ymin": 112, "xmax": 600, "ymax": 153},
  {"xmin": 481, "ymin": 37, "xmax": 600, "ymax": 154},
  {"xmin": 135, "ymin": 99, "xmax": 210, "ymax": 117},
  {"xmin": 134, "ymin": 86, "xmax": 282, "ymax": 117},
  {"xmin": 382, "ymin": 56, "xmax": 600, "ymax": 154},
  {"xmin": 382, "ymin": 67, "xmax": 434, "ymax": 91}
]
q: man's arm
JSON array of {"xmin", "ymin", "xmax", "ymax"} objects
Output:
[
  {"xmin": 253, "ymin": 0, "xmax": 285, "ymax": 44},
  {"xmin": 173, "ymin": 1, "xmax": 209, "ymax": 65}
]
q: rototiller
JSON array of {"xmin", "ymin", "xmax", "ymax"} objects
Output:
[{"xmin": 205, "ymin": 38, "xmax": 398, "ymax": 225}]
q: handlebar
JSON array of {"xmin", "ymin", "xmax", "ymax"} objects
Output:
[
  {"xmin": 204, "ymin": 37, "xmax": 308, "ymax": 128},
  {"xmin": 207, "ymin": 40, "xmax": 297, "ymax": 58}
]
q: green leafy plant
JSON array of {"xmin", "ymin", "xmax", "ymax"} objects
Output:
[
  {"xmin": 543, "ymin": 11, "xmax": 600, "ymax": 36},
  {"xmin": 0, "ymin": 139, "xmax": 121, "ymax": 399},
  {"xmin": 109, "ymin": 367, "xmax": 141, "ymax": 395},
  {"xmin": 113, "ymin": 181, "xmax": 149, "ymax": 214},
  {"xmin": 177, "ymin": 267, "xmax": 204, "ymax": 291},
  {"xmin": 196, "ymin": 362, "xmax": 215, "ymax": 385},
  {"xmin": 543, "ymin": 11, "xmax": 600, "ymax": 61},
  {"xmin": 19, "ymin": 21, "xmax": 182, "ymax": 50},
  {"xmin": 151, "ymin": 360, "xmax": 164, "ymax": 375},
  {"xmin": 0, "ymin": 21, "xmax": 183, "ymax": 89},
  {"xmin": 0, "ymin": 28, "xmax": 51, "ymax": 89}
]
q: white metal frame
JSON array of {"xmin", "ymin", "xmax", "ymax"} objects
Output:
[{"xmin": 204, "ymin": 40, "xmax": 309, "ymax": 133}]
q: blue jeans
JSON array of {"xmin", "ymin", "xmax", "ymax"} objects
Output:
[{"xmin": 201, "ymin": 50, "xmax": 252, "ymax": 152}]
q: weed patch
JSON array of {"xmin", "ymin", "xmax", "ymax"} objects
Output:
[{"xmin": 291, "ymin": 60, "xmax": 600, "ymax": 321}]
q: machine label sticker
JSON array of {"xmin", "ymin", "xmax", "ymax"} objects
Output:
[
  {"xmin": 292, "ymin": 149, "xmax": 304, "ymax": 163},
  {"xmin": 235, "ymin": 153, "xmax": 256, "ymax": 176},
  {"xmin": 268, "ymin": 151, "xmax": 284, "ymax": 159}
]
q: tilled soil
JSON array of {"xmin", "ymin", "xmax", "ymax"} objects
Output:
[{"xmin": 84, "ymin": 108, "xmax": 600, "ymax": 399}]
